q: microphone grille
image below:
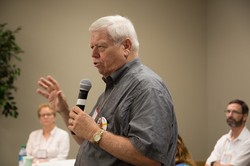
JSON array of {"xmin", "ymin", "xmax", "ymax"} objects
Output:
[{"xmin": 80, "ymin": 79, "xmax": 92, "ymax": 91}]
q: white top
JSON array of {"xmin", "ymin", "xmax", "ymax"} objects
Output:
[
  {"xmin": 26, "ymin": 126, "xmax": 70, "ymax": 161},
  {"xmin": 206, "ymin": 126, "xmax": 250, "ymax": 165}
]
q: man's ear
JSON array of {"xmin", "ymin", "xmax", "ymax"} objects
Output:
[
  {"xmin": 122, "ymin": 38, "xmax": 132, "ymax": 57},
  {"xmin": 243, "ymin": 114, "xmax": 248, "ymax": 123}
]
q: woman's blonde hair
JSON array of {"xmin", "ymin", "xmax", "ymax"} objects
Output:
[
  {"xmin": 175, "ymin": 134, "xmax": 197, "ymax": 166},
  {"xmin": 37, "ymin": 103, "xmax": 56, "ymax": 117}
]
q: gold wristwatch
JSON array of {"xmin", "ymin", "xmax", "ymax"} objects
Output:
[{"xmin": 93, "ymin": 129, "xmax": 105, "ymax": 144}]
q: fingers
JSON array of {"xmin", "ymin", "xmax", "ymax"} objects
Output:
[
  {"xmin": 68, "ymin": 107, "xmax": 99, "ymax": 140},
  {"xmin": 47, "ymin": 75, "xmax": 60, "ymax": 90},
  {"xmin": 68, "ymin": 110, "xmax": 78, "ymax": 134},
  {"xmin": 69, "ymin": 106, "xmax": 81, "ymax": 120},
  {"xmin": 68, "ymin": 118, "xmax": 75, "ymax": 135},
  {"xmin": 36, "ymin": 75, "xmax": 63, "ymax": 102},
  {"xmin": 37, "ymin": 76, "xmax": 60, "ymax": 92},
  {"xmin": 36, "ymin": 77, "xmax": 53, "ymax": 98},
  {"xmin": 68, "ymin": 107, "xmax": 83, "ymax": 133},
  {"xmin": 68, "ymin": 118, "xmax": 74, "ymax": 125},
  {"xmin": 72, "ymin": 106, "xmax": 81, "ymax": 114},
  {"xmin": 36, "ymin": 88, "xmax": 49, "ymax": 99},
  {"xmin": 37, "ymin": 77, "xmax": 50, "ymax": 89}
]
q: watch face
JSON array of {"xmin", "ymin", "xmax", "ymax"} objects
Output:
[
  {"xmin": 93, "ymin": 129, "xmax": 104, "ymax": 144},
  {"xmin": 94, "ymin": 134, "xmax": 101, "ymax": 142}
]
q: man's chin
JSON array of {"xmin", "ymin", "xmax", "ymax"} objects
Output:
[
  {"xmin": 226, "ymin": 120, "xmax": 236, "ymax": 127},
  {"xmin": 227, "ymin": 122, "xmax": 236, "ymax": 127}
]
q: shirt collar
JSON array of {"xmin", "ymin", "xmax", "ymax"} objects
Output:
[
  {"xmin": 50, "ymin": 126, "xmax": 57, "ymax": 136},
  {"xmin": 102, "ymin": 58, "xmax": 140, "ymax": 86},
  {"xmin": 227, "ymin": 126, "xmax": 248, "ymax": 141},
  {"xmin": 237, "ymin": 126, "xmax": 249, "ymax": 140}
]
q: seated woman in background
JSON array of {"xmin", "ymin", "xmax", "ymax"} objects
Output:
[
  {"xmin": 26, "ymin": 103, "xmax": 70, "ymax": 163},
  {"xmin": 175, "ymin": 134, "xmax": 197, "ymax": 166}
]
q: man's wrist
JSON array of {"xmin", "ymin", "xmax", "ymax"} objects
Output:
[{"xmin": 93, "ymin": 129, "xmax": 105, "ymax": 144}]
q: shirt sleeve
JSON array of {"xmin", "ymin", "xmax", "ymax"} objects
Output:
[
  {"xmin": 26, "ymin": 133, "xmax": 33, "ymax": 156},
  {"xmin": 26, "ymin": 130, "xmax": 40, "ymax": 156},
  {"xmin": 206, "ymin": 136, "xmax": 225, "ymax": 165},
  {"xmin": 127, "ymin": 86, "xmax": 176, "ymax": 164},
  {"xmin": 206, "ymin": 135, "xmax": 226, "ymax": 165},
  {"xmin": 230, "ymin": 139, "xmax": 250, "ymax": 165}
]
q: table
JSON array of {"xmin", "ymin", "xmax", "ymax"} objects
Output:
[{"xmin": 34, "ymin": 159, "xmax": 76, "ymax": 166}]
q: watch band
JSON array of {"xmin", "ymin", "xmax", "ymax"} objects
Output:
[{"xmin": 93, "ymin": 129, "xmax": 105, "ymax": 144}]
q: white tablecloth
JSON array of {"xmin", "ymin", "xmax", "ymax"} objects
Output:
[{"xmin": 34, "ymin": 159, "xmax": 75, "ymax": 166}]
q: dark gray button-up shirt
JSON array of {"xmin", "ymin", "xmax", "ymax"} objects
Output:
[{"xmin": 75, "ymin": 58, "xmax": 177, "ymax": 166}]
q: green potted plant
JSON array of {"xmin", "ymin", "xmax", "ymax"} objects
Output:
[{"xmin": 0, "ymin": 23, "xmax": 23, "ymax": 118}]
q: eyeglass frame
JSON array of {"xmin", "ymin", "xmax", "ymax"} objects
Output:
[
  {"xmin": 39, "ymin": 113, "xmax": 55, "ymax": 118},
  {"xmin": 224, "ymin": 110, "xmax": 243, "ymax": 115}
]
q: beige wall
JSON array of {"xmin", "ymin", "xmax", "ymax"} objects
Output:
[
  {"xmin": 206, "ymin": 0, "xmax": 250, "ymax": 155},
  {"xmin": 0, "ymin": 0, "xmax": 249, "ymax": 165}
]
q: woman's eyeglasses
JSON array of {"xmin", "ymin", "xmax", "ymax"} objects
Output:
[{"xmin": 39, "ymin": 113, "xmax": 54, "ymax": 118}]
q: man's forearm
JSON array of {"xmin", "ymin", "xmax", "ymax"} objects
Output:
[{"xmin": 98, "ymin": 131, "xmax": 161, "ymax": 166}]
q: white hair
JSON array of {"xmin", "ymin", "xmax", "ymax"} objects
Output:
[{"xmin": 89, "ymin": 15, "xmax": 139, "ymax": 53}]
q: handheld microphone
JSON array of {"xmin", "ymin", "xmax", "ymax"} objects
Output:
[
  {"xmin": 76, "ymin": 79, "xmax": 92, "ymax": 111},
  {"xmin": 71, "ymin": 79, "xmax": 92, "ymax": 135}
]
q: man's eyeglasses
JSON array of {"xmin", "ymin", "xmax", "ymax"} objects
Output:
[
  {"xmin": 39, "ymin": 113, "xmax": 54, "ymax": 118},
  {"xmin": 224, "ymin": 110, "xmax": 243, "ymax": 115}
]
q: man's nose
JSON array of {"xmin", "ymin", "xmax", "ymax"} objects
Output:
[{"xmin": 92, "ymin": 48, "xmax": 100, "ymax": 58}]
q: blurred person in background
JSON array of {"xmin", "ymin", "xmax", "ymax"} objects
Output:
[
  {"xmin": 205, "ymin": 99, "xmax": 250, "ymax": 166},
  {"xmin": 26, "ymin": 103, "xmax": 70, "ymax": 163},
  {"xmin": 175, "ymin": 134, "xmax": 196, "ymax": 166}
]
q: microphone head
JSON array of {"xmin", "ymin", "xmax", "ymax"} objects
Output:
[{"xmin": 80, "ymin": 79, "xmax": 92, "ymax": 91}]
